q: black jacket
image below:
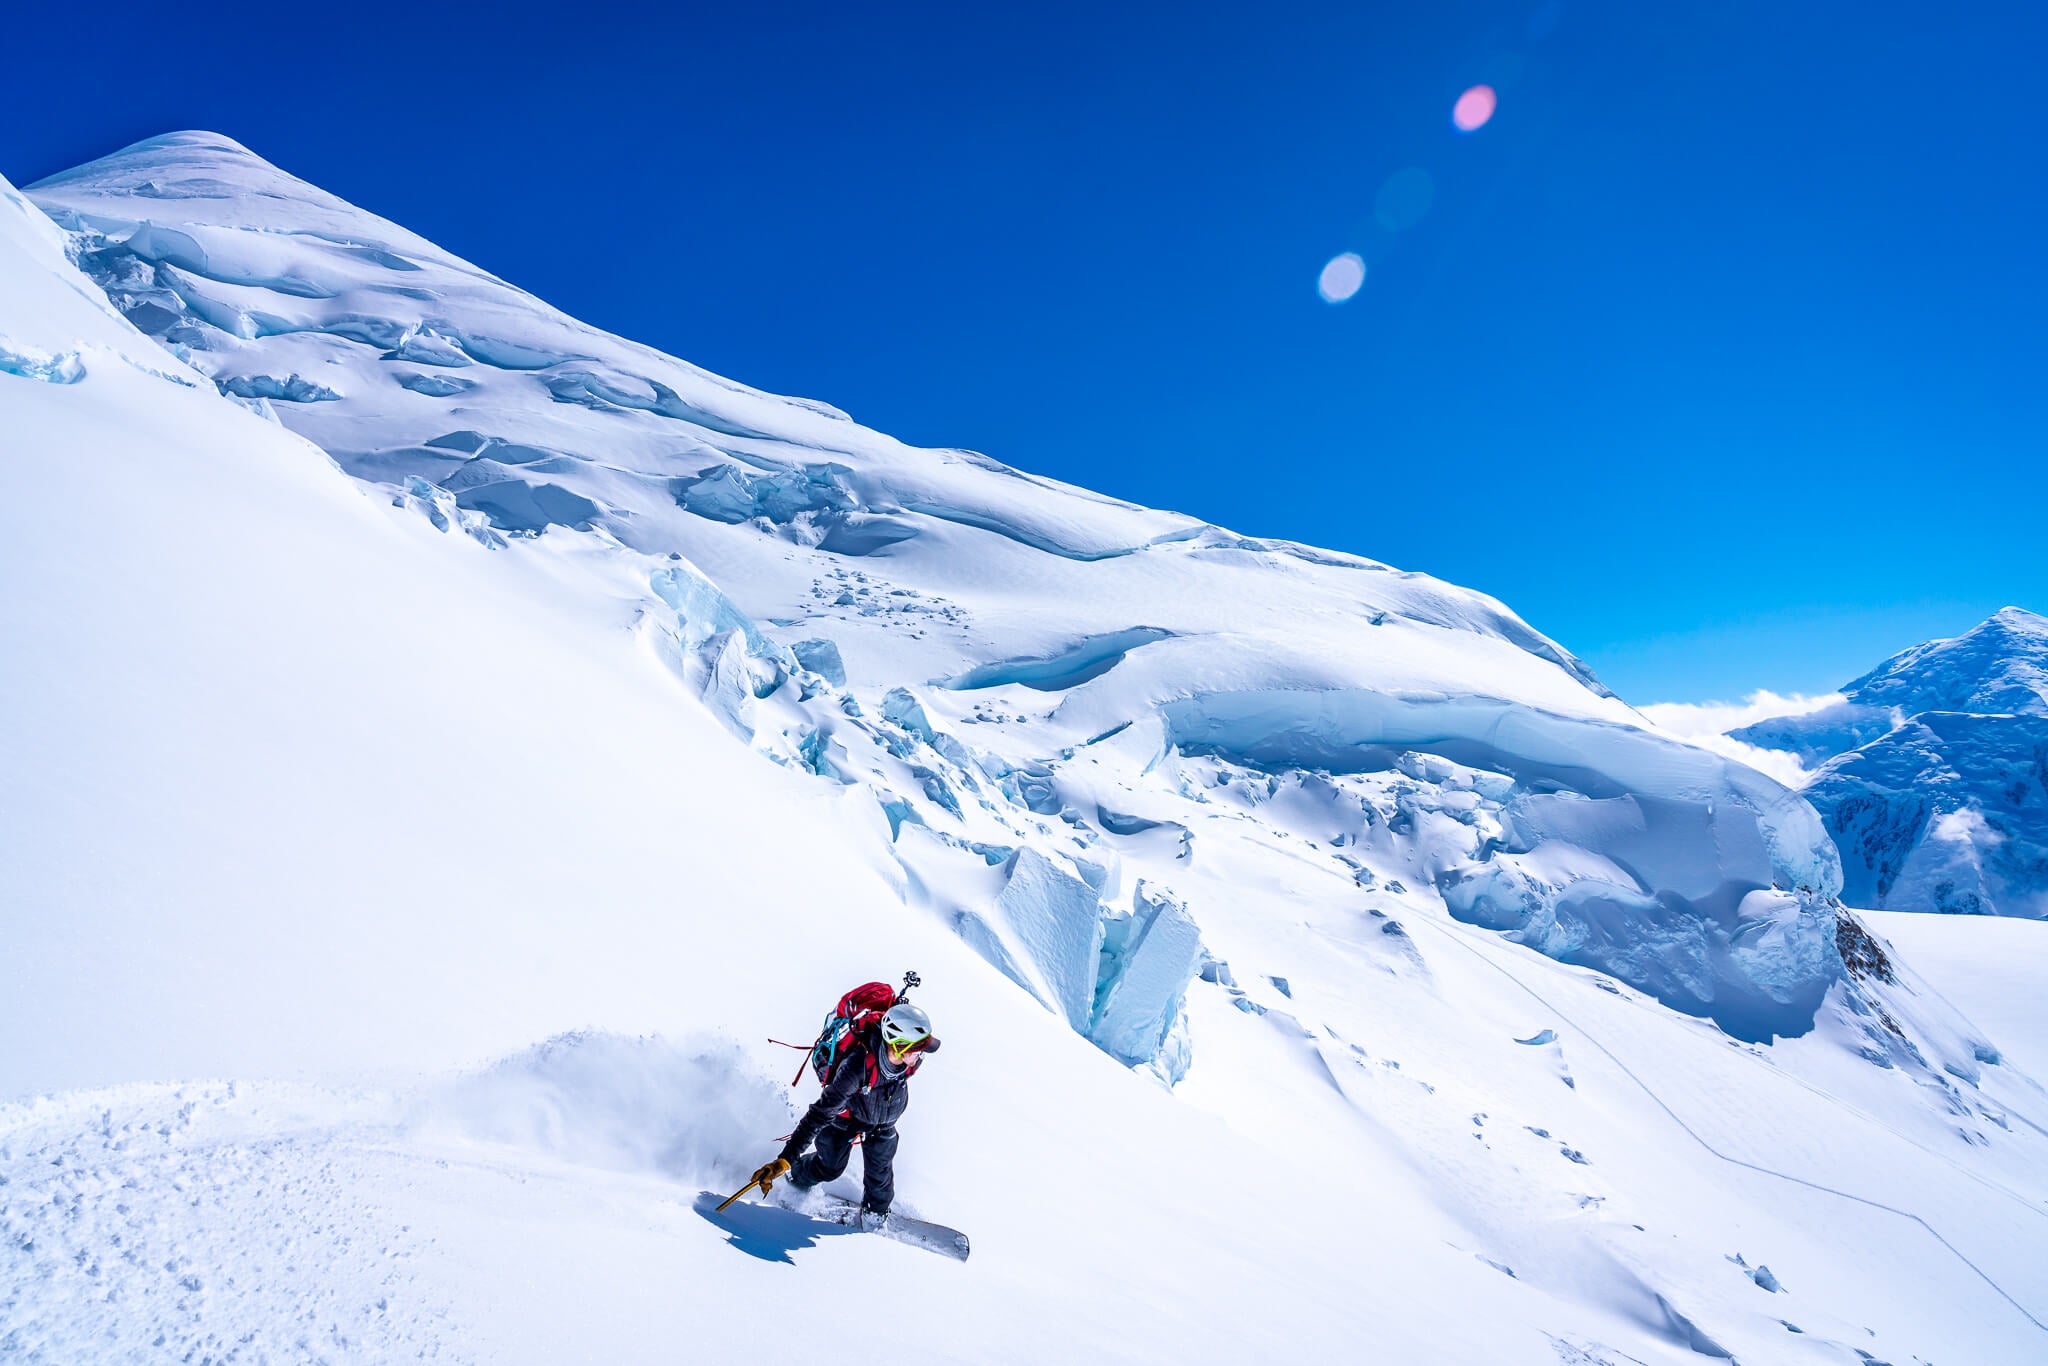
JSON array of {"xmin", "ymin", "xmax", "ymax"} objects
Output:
[{"xmin": 779, "ymin": 1024, "xmax": 938, "ymax": 1162}]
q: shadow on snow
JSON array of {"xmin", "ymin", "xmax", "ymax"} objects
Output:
[{"xmin": 692, "ymin": 1190, "xmax": 853, "ymax": 1265}]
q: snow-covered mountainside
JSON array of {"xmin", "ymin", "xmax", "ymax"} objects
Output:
[
  {"xmin": 6, "ymin": 133, "xmax": 2048, "ymax": 1363},
  {"xmin": 27, "ymin": 131, "xmax": 1849, "ymax": 1045},
  {"xmin": 1730, "ymin": 608, "xmax": 2048, "ymax": 918}
]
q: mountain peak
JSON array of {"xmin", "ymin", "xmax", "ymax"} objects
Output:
[
  {"xmin": 120, "ymin": 129, "xmax": 262, "ymax": 159},
  {"xmin": 1987, "ymin": 604, "xmax": 2047, "ymax": 633},
  {"xmin": 29, "ymin": 130, "xmax": 278, "ymax": 192},
  {"xmin": 1845, "ymin": 605, "xmax": 2048, "ymax": 718},
  {"xmin": 29, "ymin": 129, "xmax": 452, "ymax": 267}
]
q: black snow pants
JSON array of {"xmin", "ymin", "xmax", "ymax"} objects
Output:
[{"xmin": 788, "ymin": 1114, "xmax": 898, "ymax": 1214}]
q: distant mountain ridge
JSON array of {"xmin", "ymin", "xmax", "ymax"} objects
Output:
[
  {"xmin": 1846, "ymin": 606, "xmax": 2048, "ymax": 717},
  {"xmin": 1732, "ymin": 607, "xmax": 2048, "ymax": 917}
]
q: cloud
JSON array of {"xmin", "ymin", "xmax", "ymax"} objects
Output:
[
  {"xmin": 1636, "ymin": 690, "xmax": 1847, "ymax": 790},
  {"xmin": 1655, "ymin": 731, "xmax": 1816, "ymax": 788},
  {"xmin": 1638, "ymin": 690, "xmax": 1846, "ymax": 739},
  {"xmin": 1931, "ymin": 807, "xmax": 2002, "ymax": 846}
]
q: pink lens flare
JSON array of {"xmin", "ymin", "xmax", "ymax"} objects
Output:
[{"xmin": 1452, "ymin": 85, "xmax": 1497, "ymax": 133}]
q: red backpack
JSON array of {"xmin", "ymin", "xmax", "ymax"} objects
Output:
[{"xmin": 796, "ymin": 980, "xmax": 900, "ymax": 1088}]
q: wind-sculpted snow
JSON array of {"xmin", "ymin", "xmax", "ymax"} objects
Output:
[
  {"xmin": 940, "ymin": 626, "xmax": 1175, "ymax": 691},
  {"xmin": 1157, "ymin": 690, "xmax": 1842, "ymax": 1039}
]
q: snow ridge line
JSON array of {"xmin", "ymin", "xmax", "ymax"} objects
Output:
[{"xmin": 1412, "ymin": 916, "xmax": 2048, "ymax": 1337}]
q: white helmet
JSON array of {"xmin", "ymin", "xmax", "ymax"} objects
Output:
[{"xmin": 881, "ymin": 1002, "xmax": 932, "ymax": 1050}]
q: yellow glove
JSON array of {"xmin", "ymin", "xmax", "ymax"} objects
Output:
[{"xmin": 751, "ymin": 1157, "xmax": 790, "ymax": 1193}]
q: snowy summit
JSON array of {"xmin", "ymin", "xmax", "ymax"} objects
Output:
[{"xmin": 1727, "ymin": 606, "xmax": 2048, "ymax": 918}]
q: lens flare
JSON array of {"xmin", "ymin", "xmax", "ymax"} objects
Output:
[
  {"xmin": 1317, "ymin": 252, "xmax": 1365, "ymax": 304},
  {"xmin": 1452, "ymin": 84, "xmax": 1497, "ymax": 132}
]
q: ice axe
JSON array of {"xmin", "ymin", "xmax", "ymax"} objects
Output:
[
  {"xmin": 716, "ymin": 1177, "xmax": 767, "ymax": 1213},
  {"xmin": 717, "ymin": 1157, "xmax": 792, "ymax": 1212}
]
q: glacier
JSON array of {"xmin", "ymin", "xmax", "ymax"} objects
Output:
[
  {"xmin": 5, "ymin": 132, "xmax": 2048, "ymax": 1364},
  {"xmin": 30, "ymin": 130, "xmax": 1857, "ymax": 1044}
]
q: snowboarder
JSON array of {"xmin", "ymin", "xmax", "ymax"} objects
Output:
[{"xmin": 749, "ymin": 997, "xmax": 939, "ymax": 1221}]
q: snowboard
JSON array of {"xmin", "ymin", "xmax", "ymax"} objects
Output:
[{"xmin": 802, "ymin": 1193, "xmax": 970, "ymax": 1262}]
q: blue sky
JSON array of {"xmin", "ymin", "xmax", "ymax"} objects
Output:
[{"xmin": 9, "ymin": 2, "xmax": 2042, "ymax": 702}]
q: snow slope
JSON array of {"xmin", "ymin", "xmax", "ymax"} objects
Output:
[
  {"xmin": 1863, "ymin": 912, "xmax": 2048, "ymax": 1078},
  {"xmin": 6, "ymin": 135, "xmax": 2048, "ymax": 1363},
  {"xmin": 1727, "ymin": 608, "xmax": 2048, "ymax": 917},
  {"xmin": 0, "ymin": 157, "xmax": 1540, "ymax": 1365}
]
